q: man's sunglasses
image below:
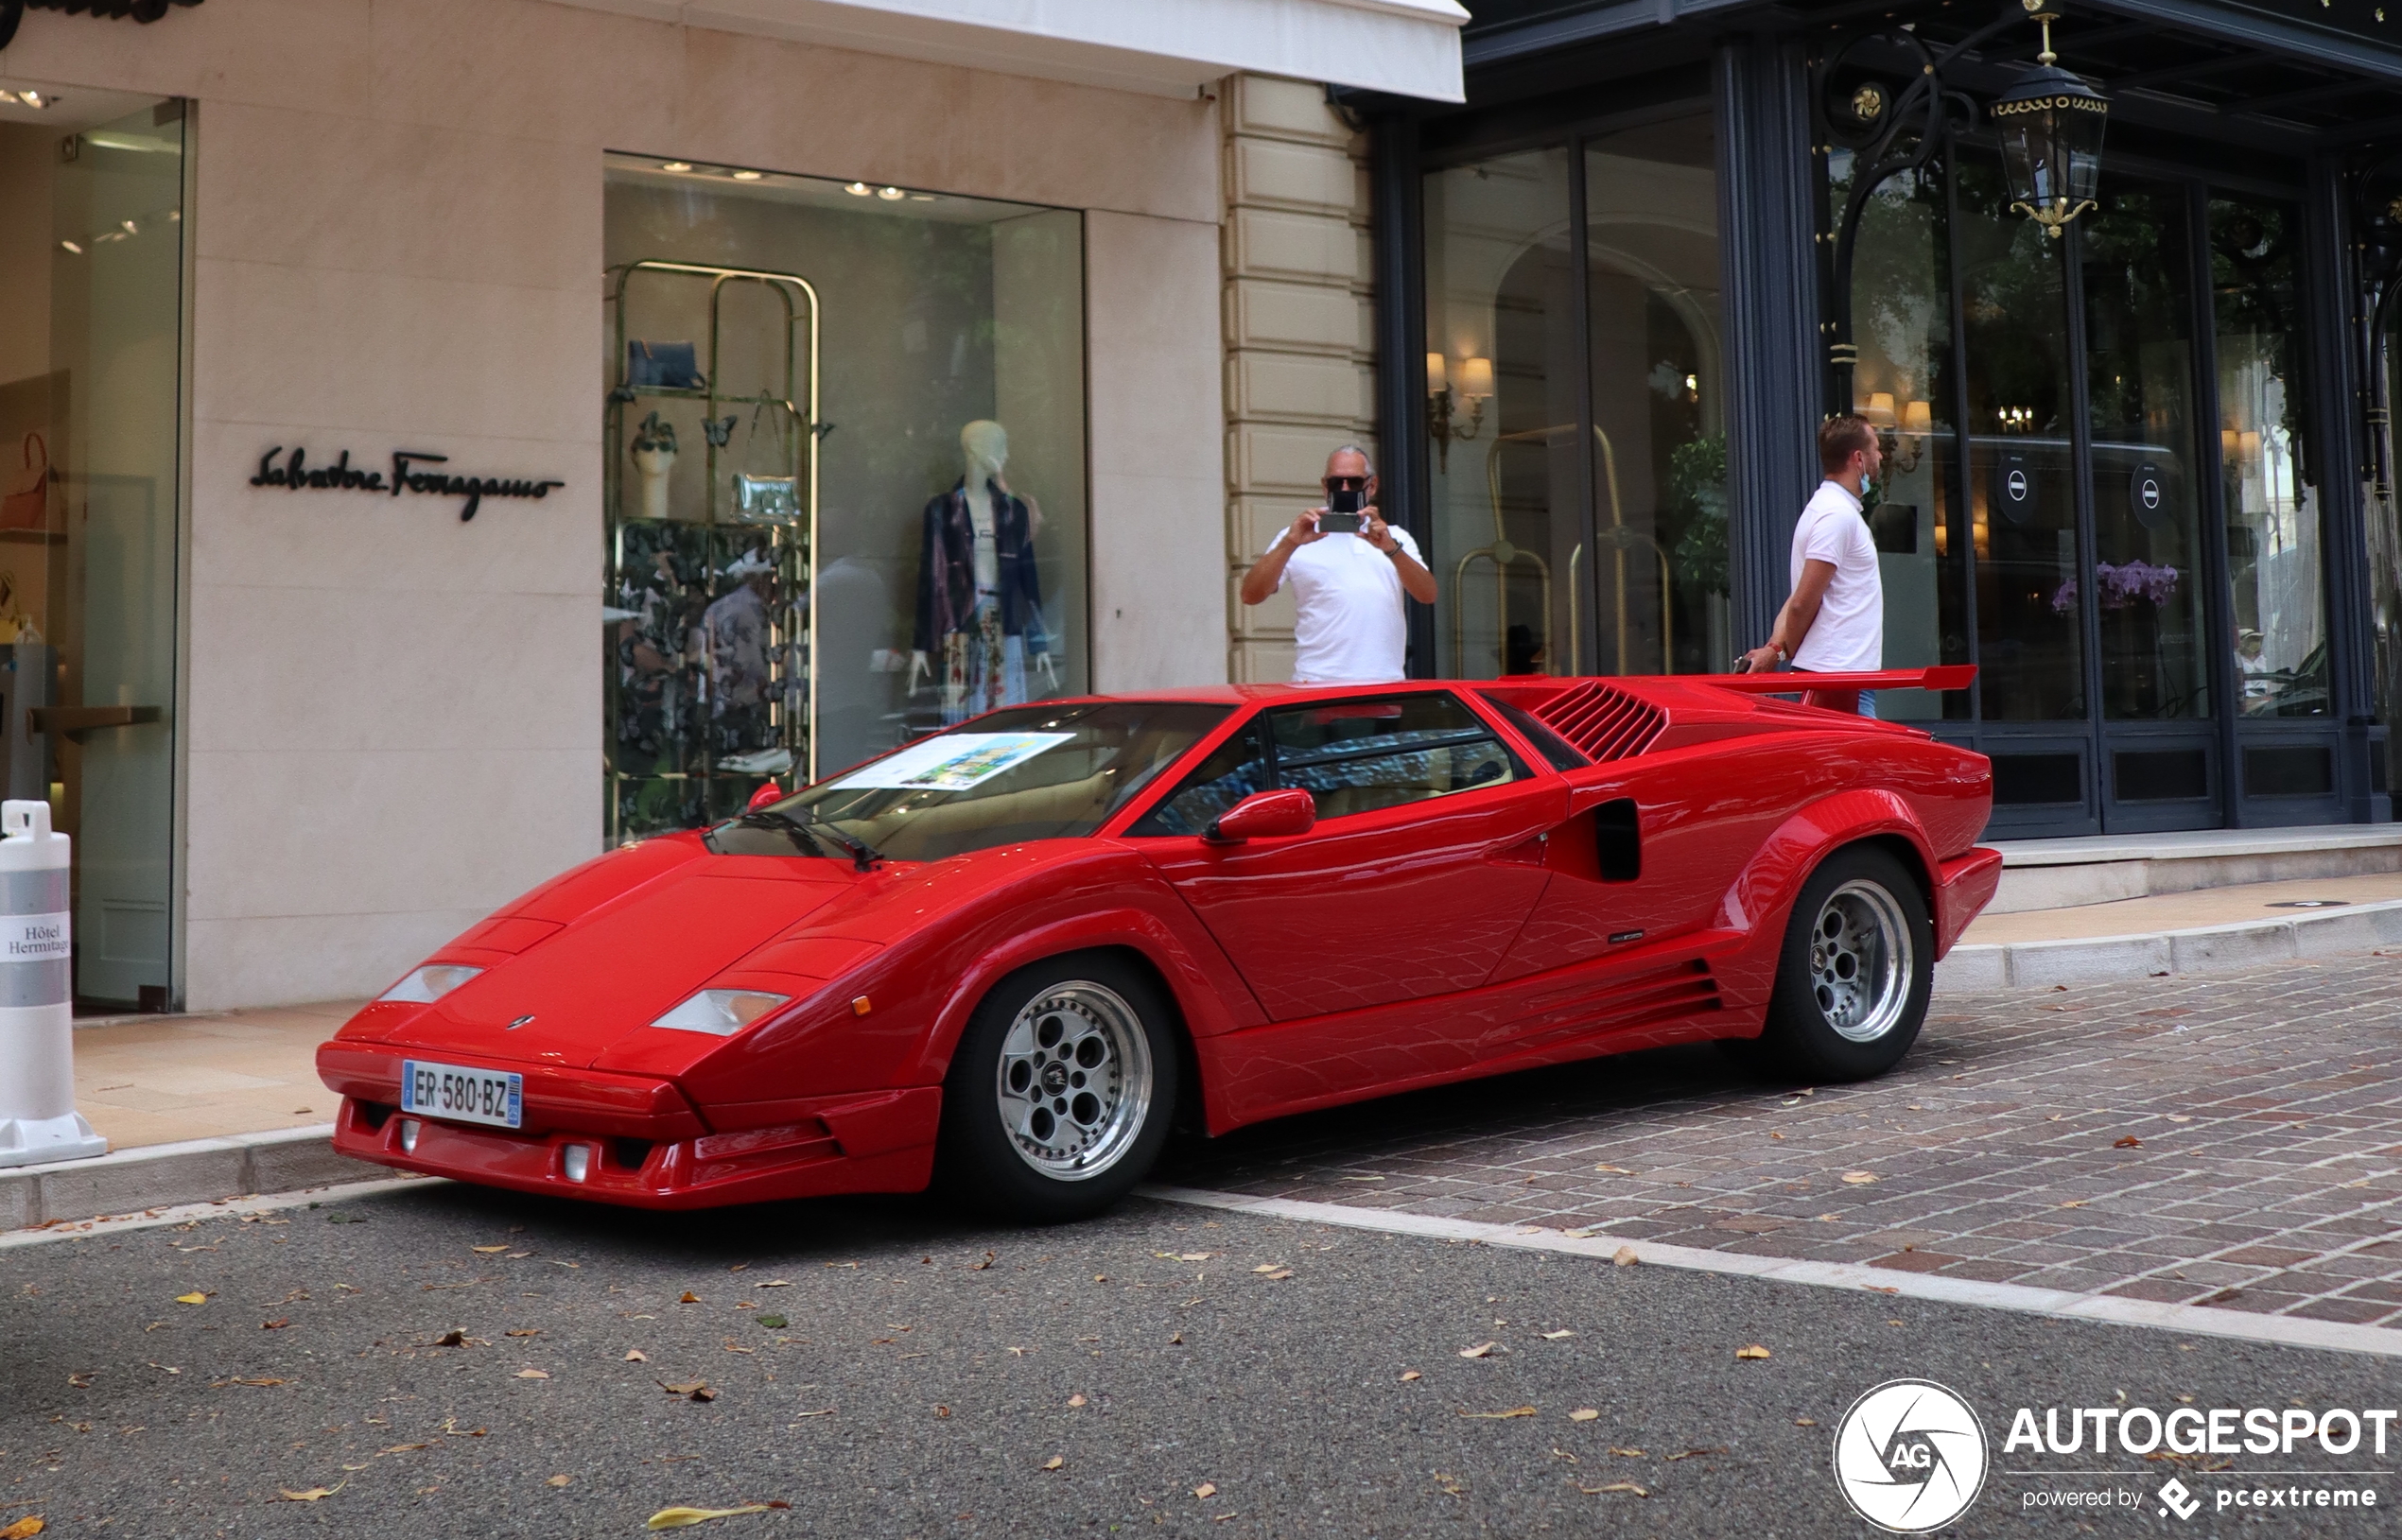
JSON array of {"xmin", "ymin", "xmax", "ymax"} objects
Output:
[{"xmin": 1324, "ymin": 476, "xmax": 1368, "ymax": 493}]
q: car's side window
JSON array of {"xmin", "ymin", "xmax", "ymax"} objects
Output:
[
  {"xmin": 1265, "ymin": 693, "xmax": 1525, "ymax": 822},
  {"xmin": 1127, "ymin": 723, "xmax": 1272, "ymax": 837}
]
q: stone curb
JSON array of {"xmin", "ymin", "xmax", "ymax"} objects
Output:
[
  {"xmin": 0, "ymin": 1124, "xmax": 374, "ymax": 1229},
  {"xmin": 1937, "ymin": 897, "xmax": 2402, "ymax": 992}
]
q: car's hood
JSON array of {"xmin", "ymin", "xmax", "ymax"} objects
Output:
[{"xmin": 378, "ymin": 858, "xmax": 856, "ymax": 1069}]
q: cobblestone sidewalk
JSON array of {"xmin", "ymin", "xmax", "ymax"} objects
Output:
[{"xmin": 1163, "ymin": 950, "xmax": 2402, "ymax": 1327}]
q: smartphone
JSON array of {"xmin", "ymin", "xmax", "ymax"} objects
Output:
[{"xmin": 1321, "ymin": 486, "xmax": 1363, "ymax": 533}]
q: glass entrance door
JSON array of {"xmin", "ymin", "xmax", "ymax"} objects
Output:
[{"xmin": 1920, "ymin": 148, "xmax": 2337, "ymax": 837}]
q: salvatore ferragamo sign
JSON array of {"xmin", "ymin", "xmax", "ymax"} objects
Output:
[{"xmin": 249, "ymin": 447, "xmax": 566, "ymax": 521}]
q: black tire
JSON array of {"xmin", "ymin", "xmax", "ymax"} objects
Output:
[
  {"xmin": 1757, "ymin": 845, "xmax": 1932, "ymax": 1082},
  {"xmin": 935, "ymin": 952, "xmax": 1180, "ymax": 1223}
]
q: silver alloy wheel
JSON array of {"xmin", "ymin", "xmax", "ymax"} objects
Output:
[
  {"xmin": 994, "ymin": 981, "xmax": 1153, "ymax": 1182},
  {"xmin": 1809, "ymin": 878, "xmax": 1913, "ymax": 1043}
]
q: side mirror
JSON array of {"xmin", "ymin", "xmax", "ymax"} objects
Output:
[
  {"xmin": 1205, "ymin": 787, "xmax": 1315, "ymax": 844},
  {"xmin": 746, "ymin": 781, "xmax": 785, "ymax": 811}
]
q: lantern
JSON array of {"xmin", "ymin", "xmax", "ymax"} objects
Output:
[{"xmin": 1990, "ymin": 7, "xmax": 2109, "ymax": 238}]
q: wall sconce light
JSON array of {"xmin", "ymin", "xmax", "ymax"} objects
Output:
[
  {"xmin": 1992, "ymin": 0, "xmax": 2110, "ymax": 239},
  {"xmin": 1427, "ymin": 353, "xmax": 1492, "ymax": 473},
  {"xmin": 1885, "ymin": 397, "xmax": 1935, "ymax": 473}
]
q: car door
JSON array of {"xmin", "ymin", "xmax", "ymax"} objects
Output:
[{"xmin": 1129, "ymin": 691, "xmax": 1565, "ymax": 1022}]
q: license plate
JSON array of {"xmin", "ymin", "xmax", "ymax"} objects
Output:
[{"xmin": 400, "ymin": 1060, "xmax": 523, "ymax": 1130}]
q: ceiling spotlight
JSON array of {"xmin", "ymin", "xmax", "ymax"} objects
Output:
[
  {"xmin": 877, "ymin": 185, "xmax": 905, "ymax": 200},
  {"xmin": 58, "ymin": 239, "xmax": 81, "ymax": 254},
  {"xmin": 0, "ymin": 91, "xmax": 15, "ymax": 106},
  {"xmin": 122, "ymin": 218, "xmax": 138, "ymax": 234},
  {"xmin": 910, "ymin": 193, "xmax": 935, "ymax": 201},
  {"xmin": 660, "ymin": 161, "xmax": 692, "ymax": 172},
  {"xmin": 844, "ymin": 182, "xmax": 871, "ymax": 196},
  {"xmin": 19, "ymin": 89, "xmax": 45, "ymax": 109},
  {"xmin": 731, "ymin": 169, "xmax": 763, "ymax": 181}
]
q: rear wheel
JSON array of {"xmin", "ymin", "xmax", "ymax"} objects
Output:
[
  {"xmin": 936, "ymin": 954, "xmax": 1178, "ymax": 1222},
  {"xmin": 1758, "ymin": 846, "xmax": 1930, "ymax": 1081}
]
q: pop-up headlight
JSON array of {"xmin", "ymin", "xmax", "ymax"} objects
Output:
[
  {"xmin": 378, "ymin": 964, "xmax": 483, "ymax": 1004},
  {"xmin": 651, "ymin": 989, "xmax": 791, "ymax": 1036}
]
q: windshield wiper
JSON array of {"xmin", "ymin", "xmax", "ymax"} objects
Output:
[{"xmin": 736, "ymin": 806, "xmax": 882, "ymax": 873}]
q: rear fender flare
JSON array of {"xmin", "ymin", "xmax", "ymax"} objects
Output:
[
  {"xmin": 909, "ymin": 909, "xmax": 1238, "ymax": 1091},
  {"xmin": 1715, "ymin": 790, "xmax": 1937, "ymax": 979}
]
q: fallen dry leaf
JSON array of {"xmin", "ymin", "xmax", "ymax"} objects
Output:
[
  {"xmin": 506, "ymin": 1329, "xmax": 542, "ymax": 1338},
  {"xmin": 1668, "ymin": 1446, "xmax": 1728, "ymax": 1461},
  {"xmin": 1593, "ymin": 1164, "xmax": 1631, "ymax": 1174},
  {"xmin": 1612, "ymin": 1247, "xmax": 1639, "ymax": 1267},
  {"xmin": 679, "ymin": 1292, "xmax": 702, "ymax": 1304},
  {"xmin": 547, "ymin": 1474, "xmax": 571, "ymax": 1487},
  {"xmin": 1399, "ymin": 1371, "xmax": 1422, "ymax": 1382},
  {"xmin": 211, "ymin": 1376, "xmax": 286, "ymax": 1388},
  {"xmin": 274, "ymin": 1482, "xmax": 344, "ymax": 1502},
  {"xmin": 1168, "ymin": 1332, "xmax": 1184, "ymax": 1345},
  {"xmin": 1193, "ymin": 1483, "xmax": 1217, "ymax": 1499},
  {"xmin": 1540, "ymin": 1329, "xmax": 1575, "ymax": 1340},
  {"xmin": 174, "ymin": 1293, "xmax": 208, "ymax": 1306},
  {"xmin": 472, "ymin": 1245, "xmax": 510, "ymax": 1254},
  {"xmin": 1460, "ymin": 1406, "xmax": 1537, "ymax": 1420},
  {"xmin": 1067, "ymin": 1393, "xmax": 1087, "ymax": 1408},
  {"xmin": 1569, "ymin": 1410, "xmax": 1601, "ymax": 1423},
  {"xmin": 1458, "ymin": 1341, "xmax": 1496, "ymax": 1359},
  {"xmin": 1796, "ymin": 1417, "xmax": 1818, "ymax": 1427},
  {"xmin": 1258, "ymin": 1269, "xmax": 1293, "ymax": 1281},
  {"xmin": 1041, "ymin": 1456, "xmax": 1065, "ymax": 1471},
  {"xmin": 1608, "ymin": 1445, "xmax": 1645, "ymax": 1456},
  {"xmin": 0, "ymin": 1517, "xmax": 41, "ymax": 1539},
  {"xmin": 2114, "ymin": 1135, "xmax": 2143, "ymax": 1149},
  {"xmin": 2058, "ymin": 1200, "xmax": 2091, "ymax": 1209},
  {"xmin": 261, "ymin": 1319, "xmax": 289, "ymax": 1330},
  {"xmin": 758, "ymin": 1279, "xmax": 791, "ymax": 1288},
  {"xmin": 433, "ymin": 1329, "xmax": 470, "ymax": 1347},
  {"xmin": 1840, "ymin": 1172, "xmax": 1878, "ymax": 1185},
  {"xmin": 515, "ymin": 1369, "xmax": 550, "ymax": 1380},
  {"xmin": 646, "ymin": 1506, "xmax": 771, "ymax": 1530},
  {"xmin": 626, "ymin": 1348, "xmax": 649, "ymax": 1361},
  {"xmin": 382, "ymin": 1443, "xmax": 433, "ymax": 1453},
  {"xmin": 1735, "ymin": 1344, "xmax": 1771, "ymax": 1360},
  {"xmin": 1581, "ymin": 1480, "xmax": 1648, "ymax": 1497}
]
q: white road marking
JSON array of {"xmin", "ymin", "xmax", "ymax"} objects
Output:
[
  {"xmin": 0, "ymin": 1175, "xmax": 442, "ymax": 1250},
  {"xmin": 1140, "ymin": 1184, "xmax": 2402, "ymax": 1361}
]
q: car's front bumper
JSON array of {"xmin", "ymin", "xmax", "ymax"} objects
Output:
[{"xmin": 320, "ymin": 1041, "xmax": 941, "ymax": 1209}]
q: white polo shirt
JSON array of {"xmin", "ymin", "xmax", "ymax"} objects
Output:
[
  {"xmin": 1271, "ymin": 527, "xmax": 1423, "ymax": 684},
  {"xmin": 1789, "ymin": 480, "xmax": 1882, "ymax": 673}
]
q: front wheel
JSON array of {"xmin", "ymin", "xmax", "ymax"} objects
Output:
[
  {"xmin": 935, "ymin": 954, "xmax": 1179, "ymax": 1223},
  {"xmin": 1757, "ymin": 846, "xmax": 1931, "ymax": 1081}
]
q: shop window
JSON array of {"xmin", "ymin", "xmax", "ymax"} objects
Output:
[
  {"xmin": 0, "ymin": 100, "xmax": 184, "ymax": 1010},
  {"xmin": 1420, "ymin": 109, "xmax": 1724, "ymax": 681},
  {"xmin": 1832, "ymin": 153, "xmax": 1968, "ymax": 721},
  {"xmin": 2211, "ymin": 198, "xmax": 2326, "ymax": 720},
  {"xmin": 601, "ymin": 157, "xmax": 1087, "ymax": 839}
]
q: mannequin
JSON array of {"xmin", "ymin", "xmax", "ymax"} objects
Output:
[
  {"xmin": 911, "ymin": 420, "xmax": 1058, "ymax": 720},
  {"xmin": 631, "ymin": 411, "xmax": 677, "ymax": 521}
]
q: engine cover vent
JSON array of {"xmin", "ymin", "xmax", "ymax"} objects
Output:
[{"xmin": 1531, "ymin": 682, "xmax": 1664, "ymax": 763}]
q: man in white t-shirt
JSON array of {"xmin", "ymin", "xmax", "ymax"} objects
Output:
[
  {"xmin": 1740, "ymin": 415, "xmax": 1886, "ymax": 717},
  {"xmin": 1239, "ymin": 445, "xmax": 1437, "ymax": 683}
]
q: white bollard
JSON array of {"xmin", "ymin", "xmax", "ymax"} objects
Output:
[{"xmin": 0, "ymin": 799, "xmax": 104, "ymax": 1168}]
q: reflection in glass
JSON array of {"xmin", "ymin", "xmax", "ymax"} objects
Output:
[
  {"xmin": 2374, "ymin": 326, "xmax": 2402, "ymax": 731},
  {"xmin": 2210, "ymin": 198, "xmax": 2326, "ymax": 718},
  {"xmin": 2080, "ymin": 178, "xmax": 2206, "ymax": 719},
  {"xmin": 1834, "ymin": 152, "xmax": 1967, "ymax": 721},
  {"xmin": 1584, "ymin": 115, "xmax": 1724, "ymax": 676},
  {"xmin": 1958, "ymin": 152, "xmax": 2083, "ymax": 720},
  {"xmin": 1423, "ymin": 147, "xmax": 1574, "ymax": 678}
]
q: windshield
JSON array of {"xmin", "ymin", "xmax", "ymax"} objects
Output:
[{"xmin": 705, "ymin": 701, "xmax": 1232, "ymax": 863}]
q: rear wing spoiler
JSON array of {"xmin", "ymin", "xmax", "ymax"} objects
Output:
[{"xmin": 1702, "ymin": 665, "xmax": 1976, "ymax": 695}]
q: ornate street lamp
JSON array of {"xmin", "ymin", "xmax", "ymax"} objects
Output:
[{"xmin": 1990, "ymin": 0, "xmax": 2111, "ymax": 238}]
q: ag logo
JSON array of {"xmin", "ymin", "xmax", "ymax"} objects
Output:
[{"xmin": 1832, "ymin": 1379, "xmax": 1988, "ymax": 1532}]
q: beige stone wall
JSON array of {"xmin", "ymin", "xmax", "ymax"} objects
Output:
[
  {"xmin": 2, "ymin": 0, "xmax": 1224, "ymax": 1009},
  {"xmin": 1219, "ymin": 75, "xmax": 1379, "ymax": 684}
]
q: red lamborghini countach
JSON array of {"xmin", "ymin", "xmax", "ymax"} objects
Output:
[{"xmin": 318, "ymin": 669, "xmax": 2000, "ymax": 1221}]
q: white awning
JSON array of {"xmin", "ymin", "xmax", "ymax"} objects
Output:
[{"xmin": 564, "ymin": 0, "xmax": 1468, "ymax": 101}]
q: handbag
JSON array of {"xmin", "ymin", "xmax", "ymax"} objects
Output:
[
  {"xmin": 625, "ymin": 339, "xmax": 706, "ymax": 392},
  {"xmin": 730, "ymin": 401, "xmax": 799, "ymax": 524},
  {"xmin": 0, "ymin": 433, "xmax": 46, "ymax": 531}
]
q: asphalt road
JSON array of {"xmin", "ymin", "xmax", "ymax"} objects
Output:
[{"xmin": 3, "ymin": 1180, "xmax": 2393, "ymax": 1539}]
